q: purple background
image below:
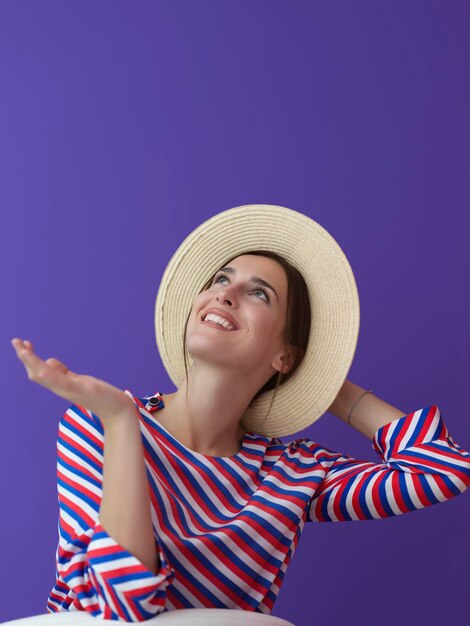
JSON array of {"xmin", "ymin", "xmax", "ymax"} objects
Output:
[{"xmin": 1, "ymin": 1, "xmax": 469, "ymax": 624}]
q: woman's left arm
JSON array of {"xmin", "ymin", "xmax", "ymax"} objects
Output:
[
  {"xmin": 306, "ymin": 383, "xmax": 470, "ymax": 522},
  {"xmin": 328, "ymin": 379, "xmax": 409, "ymax": 441}
]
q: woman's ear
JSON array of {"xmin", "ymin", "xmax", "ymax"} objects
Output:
[
  {"xmin": 271, "ymin": 344, "xmax": 295, "ymax": 375},
  {"xmin": 280, "ymin": 350, "xmax": 295, "ymax": 374}
]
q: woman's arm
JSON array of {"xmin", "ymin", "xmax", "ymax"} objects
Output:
[
  {"xmin": 308, "ymin": 402, "xmax": 470, "ymax": 522},
  {"xmin": 328, "ymin": 379, "xmax": 408, "ymax": 440},
  {"xmin": 9, "ymin": 338, "xmax": 174, "ymax": 618},
  {"xmin": 48, "ymin": 404, "xmax": 175, "ymax": 619},
  {"xmin": 100, "ymin": 409, "xmax": 159, "ymax": 574}
]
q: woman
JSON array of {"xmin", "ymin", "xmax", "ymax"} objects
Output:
[{"xmin": 12, "ymin": 204, "xmax": 470, "ymax": 623}]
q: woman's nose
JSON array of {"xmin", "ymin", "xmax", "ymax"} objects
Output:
[
  {"xmin": 216, "ymin": 284, "xmax": 237, "ymax": 304},
  {"xmin": 217, "ymin": 293, "xmax": 233, "ymax": 305}
]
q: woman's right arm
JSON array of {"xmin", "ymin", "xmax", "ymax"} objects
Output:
[
  {"xmin": 47, "ymin": 403, "xmax": 175, "ymax": 621},
  {"xmin": 10, "ymin": 338, "xmax": 175, "ymax": 619}
]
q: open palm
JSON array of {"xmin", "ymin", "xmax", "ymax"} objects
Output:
[{"xmin": 11, "ymin": 338, "xmax": 135, "ymax": 427}]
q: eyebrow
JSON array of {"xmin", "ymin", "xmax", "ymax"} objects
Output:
[{"xmin": 216, "ymin": 266, "xmax": 279, "ymax": 302}]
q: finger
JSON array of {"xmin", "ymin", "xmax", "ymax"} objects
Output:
[
  {"xmin": 11, "ymin": 338, "xmax": 33, "ymax": 354},
  {"xmin": 17, "ymin": 345, "xmax": 48, "ymax": 378},
  {"xmin": 13, "ymin": 340, "xmax": 43, "ymax": 367}
]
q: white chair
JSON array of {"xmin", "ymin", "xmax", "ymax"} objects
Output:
[{"xmin": 2, "ymin": 609, "xmax": 296, "ymax": 625}]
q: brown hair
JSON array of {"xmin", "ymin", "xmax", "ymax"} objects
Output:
[{"xmin": 180, "ymin": 251, "xmax": 312, "ymax": 429}]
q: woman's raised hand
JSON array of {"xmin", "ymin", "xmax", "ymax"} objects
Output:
[{"xmin": 11, "ymin": 338, "xmax": 136, "ymax": 428}]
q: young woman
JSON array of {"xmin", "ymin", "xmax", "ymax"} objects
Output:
[{"xmin": 12, "ymin": 205, "xmax": 470, "ymax": 623}]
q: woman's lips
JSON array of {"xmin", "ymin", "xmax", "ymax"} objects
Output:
[{"xmin": 201, "ymin": 318, "xmax": 238, "ymax": 331}]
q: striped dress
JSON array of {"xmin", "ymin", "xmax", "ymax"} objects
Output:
[{"xmin": 46, "ymin": 390, "xmax": 470, "ymax": 621}]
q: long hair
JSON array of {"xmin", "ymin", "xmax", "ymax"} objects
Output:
[{"xmin": 180, "ymin": 250, "xmax": 312, "ymax": 429}]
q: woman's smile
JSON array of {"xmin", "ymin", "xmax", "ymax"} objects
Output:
[{"xmin": 201, "ymin": 317, "xmax": 239, "ymax": 331}]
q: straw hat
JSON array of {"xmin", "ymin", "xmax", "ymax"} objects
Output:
[{"xmin": 154, "ymin": 204, "xmax": 360, "ymax": 438}]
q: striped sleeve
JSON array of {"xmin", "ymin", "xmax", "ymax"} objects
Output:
[
  {"xmin": 46, "ymin": 403, "xmax": 176, "ymax": 621},
  {"xmin": 307, "ymin": 405, "xmax": 470, "ymax": 522}
]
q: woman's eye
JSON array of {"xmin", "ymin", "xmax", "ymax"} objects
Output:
[
  {"xmin": 214, "ymin": 274, "xmax": 228, "ymax": 285},
  {"xmin": 252, "ymin": 288, "xmax": 269, "ymax": 301},
  {"xmin": 212, "ymin": 274, "xmax": 269, "ymax": 302}
]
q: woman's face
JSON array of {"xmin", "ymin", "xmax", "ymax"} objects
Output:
[{"xmin": 186, "ymin": 254, "xmax": 291, "ymax": 379}]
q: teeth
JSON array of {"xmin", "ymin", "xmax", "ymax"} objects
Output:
[{"xmin": 204, "ymin": 313, "xmax": 236, "ymax": 330}]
